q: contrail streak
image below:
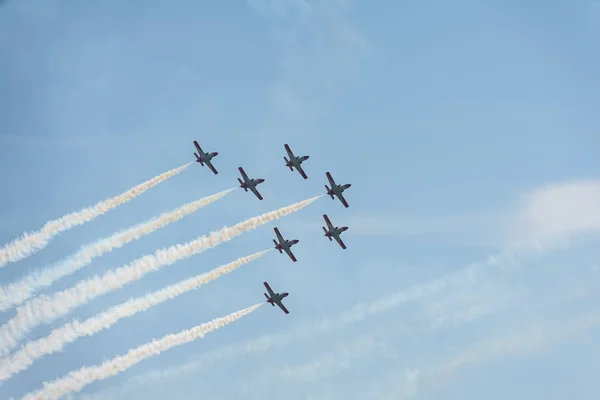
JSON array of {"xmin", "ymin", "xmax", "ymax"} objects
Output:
[
  {"xmin": 0, "ymin": 162, "xmax": 192, "ymax": 268},
  {"xmin": 0, "ymin": 195, "xmax": 321, "ymax": 354},
  {"xmin": 21, "ymin": 303, "xmax": 263, "ymax": 400},
  {"xmin": 0, "ymin": 188, "xmax": 234, "ymax": 311},
  {"xmin": 0, "ymin": 250, "xmax": 270, "ymax": 381}
]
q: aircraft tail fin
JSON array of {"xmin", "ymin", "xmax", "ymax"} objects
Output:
[
  {"xmin": 238, "ymin": 178, "xmax": 247, "ymax": 191},
  {"xmin": 323, "ymin": 227, "xmax": 332, "ymax": 240},
  {"xmin": 264, "ymin": 293, "xmax": 275, "ymax": 306},
  {"xmin": 273, "ymin": 240, "xmax": 282, "ymax": 252},
  {"xmin": 325, "ymin": 185, "xmax": 334, "ymax": 199},
  {"xmin": 194, "ymin": 153, "xmax": 204, "ymax": 165},
  {"xmin": 284, "ymin": 157, "xmax": 293, "ymax": 170}
]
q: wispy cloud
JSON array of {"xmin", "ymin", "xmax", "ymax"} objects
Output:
[
  {"xmin": 385, "ymin": 309, "xmax": 600, "ymax": 399},
  {"xmin": 225, "ymin": 256, "xmax": 598, "ymax": 400},
  {"xmin": 248, "ymin": 253, "xmax": 599, "ymax": 390},
  {"xmin": 509, "ymin": 179, "xmax": 600, "ymax": 242},
  {"xmin": 271, "ymin": 283, "xmax": 516, "ymax": 384}
]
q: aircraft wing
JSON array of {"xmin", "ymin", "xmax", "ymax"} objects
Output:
[
  {"xmin": 273, "ymin": 227, "xmax": 284, "ymax": 243},
  {"xmin": 325, "ymin": 171, "xmax": 336, "ymax": 187},
  {"xmin": 250, "ymin": 186, "xmax": 263, "ymax": 200},
  {"xmin": 275, "ymin": 299, "xmax": 290, "ymax": 314},
  {"xmin": 336, "ymin": 192, "xmax": 349, "ymax": 208},
  {"xmin": 334, "ymin": 234, "xmax": 347, "ymax": 249},
  {"xmin": 284, "ymin": 143, "xmax": 295, "ymax": 159},
  {"xmin": 263, "ymin": 282, "xmax": 275, "ymax": 297},
  {"xmin": 284, "ymin": 247, "xmax": 297, "ymax": 262},
  {"xmin": 323, "ymin": 214, "xmax": 334, "ymax": 230},
  {"xmin": 193, "ymin": 141, "xmax": 204, "ymax": 155},
  {"xmin": 296, "ymin": 164, "xmax": 308, "ymax": 179},
  {"xmin": 238, "ymin": 167, "xmax": 249, "ymax": 181},
  {"xmin": 205, "ymin": 160, "xmax": 218, "ymax": 175}
]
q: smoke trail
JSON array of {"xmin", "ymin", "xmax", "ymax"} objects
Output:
[
  {"xmin": 0, "ymin": 250, "xmax": 269, "ymax": 381},
  {"xmin": 0, "ymin": 195, "xmax": 321, "ymax": 354},
  {"xmin": 21, "ymin": 303, "xmax": 263, "ymax": 400},
  {"xmin": 89, "ymin": 244, "xmax": 530, "ymax": 392},
  {"xmin": 0, "ymin": 162, "xmax": 193, "ymax": 268},
  {"xmin": 0, "ymin": 188, "xmax": 235, "ymax": 311}
]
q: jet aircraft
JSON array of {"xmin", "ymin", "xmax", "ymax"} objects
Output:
[
  {"xmin": 325, "ymin": 172, "xmax": 351, "ymax": 208},
  {"xmin": 263, "ymin": 281, "xmax": 289, "ymax": 314},
  {"xmin": 283, "ymin": 144, "xmax": 309, "ymax": 179},
  {"xmin": 192, "ymin": 141, "xmax": 219, "ymax": 174},
  {"xmin": 322, "ymin": 214, "xmax": 348, "ymax": 249},
  {"xmin": 272, "ymin": 227, "xmax": 299, "ymax": 262},
  {"xmin": 237, "ymin": 167, "xmax": 265, "ymax": 200}
]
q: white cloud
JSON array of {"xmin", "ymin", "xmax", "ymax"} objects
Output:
[{"xmin": 510, "ymin": 179, "xmax": 600, "ymax": 241}]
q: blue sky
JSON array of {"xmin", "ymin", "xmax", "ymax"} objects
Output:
[{"xmin": 0, "ymin": 0, "xmax": 599, "ymax": 398}]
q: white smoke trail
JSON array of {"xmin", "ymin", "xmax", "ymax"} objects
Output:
[
  {"xmin": 88, "ymin": 243, "xmax": 529, "ymax": 392},
  {"xmin": 0, "ymin": 195, "xmax": 321, "ymax": 354},
  {"xmin": 21, "ymin": 303, "xmax": 263, "ymax": 400},
  {"xmin": 0, "ymin": 188, "xmax": 235, "ymax": 311},
  {"xmin": 0, "ymin": 162, "xmax": 193, "ymax": 268},
  {"xmin": 0, "ymin": 250, "xmax": 270, "ymax": 381}
]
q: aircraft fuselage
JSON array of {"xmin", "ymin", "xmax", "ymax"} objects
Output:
[
  {"xmin": 285, "ymin": 155, "xmax": 309, "ymax": 167},
  {"xmin": 265, "ymin": 292, "xmax": 289, "ymax": 304},
  {"xmin": 243, "ymin": 178, "xmax": 264, "ymax": 188}
]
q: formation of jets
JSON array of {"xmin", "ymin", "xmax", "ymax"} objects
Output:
[{"xmin": 192, "ymin": 141, "xmax": 353, "ymax": 314}]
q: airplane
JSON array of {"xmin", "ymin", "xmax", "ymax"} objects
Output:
[
  {"xmin": 322, "ymin": 214, "xmax": 348, "ymax": 249},
  {"xmin": 192, "ymin": 141, "xmax": 219, "ymax": 174},
  {"xmin": 283, "ymin": 144, "xmax": 309, "ymax": 179},
  {"xmin": 263, "ymin": 281, "xmax": 289, "ymax": 314},
  {"xmin": 237, "ymin": 167, "xmax": 265, "ymax": 200},
  {"xmin": 325, "ymin": 172, "xmax": 351, "ymax": 208},
  {"xmin": 272, "ymin": 227, "xmax": 299, "ymax": 262}
]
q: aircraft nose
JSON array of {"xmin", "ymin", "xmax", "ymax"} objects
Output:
[{"xmin": 283, "ymin": 293, "xmax": 289, "ymax": 297}]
